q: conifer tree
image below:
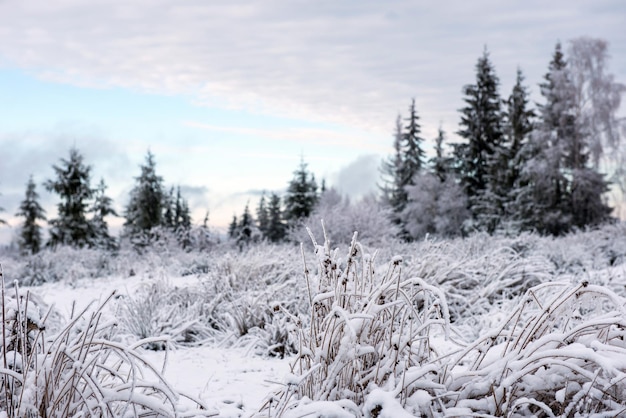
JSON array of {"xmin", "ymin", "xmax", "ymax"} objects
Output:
[
  {"xmin": 504, "ymin": 69, "xmax": 535, "ymax": 189},
  {"xmin": 455, "ymin": 48, "xmax": 505, "ymax": 232},
  {"xmin": 15, "ymin": 176, "xmax": 46, "ymax": 254},
  {"xmin": 162, "ymin": 187, "xmax": 175, "ymax": 228},
  {"xmin": 90, "ymin": 178, "xmax": 118, "ymax": 250},
  {"xmin": 256, "ymin": 194, "xmax": 269, "ymax": 238},
  {"xmin": 517, "ymin": 42, "xmax": 612, "ymax": 234},
  {"xmin": 266, "ymin": 193, "xmax": 286, "ymax": 242},
  {"xmin": 399, "ymin": 98, "xmax": 426, "ymax": 188},
  {"xmin": 379, "ymin": 115, "xmax": 405, "ymax": 209},
  {"xmin": 501, "ymin": 69, "xmax": 536, "ymax": 227},
  {"xmin": 430, "ymin": 127, "xmax": 453, "ymax": 182},
  {"xmin": 228, "ymin": 215, "xmax": 238, "ymax": 239},
  {"xmin": 45, "ymin": 147, "xmax": 95, "ymax": 248},
  {"xmin": 514, "ymin": 44, "xmax": 572, "ymax": 234},
  {"xmin": 284, "ymin": 159, "xmax": 318, "ymax": 226},
  {"xmin": 124, "ymin": 151, "xmax": 165, "ymax": 240},
  {"xmin": 237, "ymin": 203, "xmax": 254, "ymax": 248}
]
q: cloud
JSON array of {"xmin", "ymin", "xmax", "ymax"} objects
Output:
[
  {"xmin": 183, "ymin": 120, "xmax": 386, "ymax": 153},
  {"xmin": 0, "ymin": 0, "xmax": 623, "ymax": 138}
]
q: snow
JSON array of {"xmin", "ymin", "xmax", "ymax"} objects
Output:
[
  {"xmin": 25, "ymin": 273, "xmax": 292, "ymax": 417},
  {"xmin": 4, "ymin": 223, "xmax": 626, "ymax": 416}
]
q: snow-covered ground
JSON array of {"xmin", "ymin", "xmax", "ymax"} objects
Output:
[
  {"xmin": 4, "ymin": 223, "xmax": 626, "ymax": 417},
  {"xmin": 26, "ymin": 274, "xmax": 292, "ymax": 417}
]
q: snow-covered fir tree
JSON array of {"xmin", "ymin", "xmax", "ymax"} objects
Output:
[
  {"xmin": 400, "ymin": 98, "xmax": 427, "ymax": 187},
  {"xmin": 515, "ymin": 43, "xmax": 573, "ymax": 234},
  {"xmin": 517, "ymin": 42, "xmax": 612, "ymax": 234},
  {"xmin": 256, "ymin": 194, "xmax": 269, "ymax": 238},
  {"xmin": 379, "ymin": 115, "xmax": 405, "ymax": 210},
  {"xmin": 236, "ymin": 202, "xmax": 254, "ymax": 249},
  {"xmin": 430, "ymin": 127, "xmax": 453, "ymax": 182},
  {"xmin": 455, "ymin": 48, "xmax": 505, "ymax": 233},
  {"xmin": 124, "ymin": 151, "xmax": 166, "ymax": 243},
  {"xmin": 45, "ymin": 147, "xmax": 95, "ymax": 248},
  {"xmin": 90, "ymin": 178, "xmax": 118, "ymax": 250},
  {"xmin": 501, "ymin": 69, "xmax": 536, "ymax": 228},
  {"xmin": 228, "ymin": 215, "xmax": 238, "ymax": 239},
  {"xmin": 283, "ymin": 159, "xmax": 318, "ymax": 227},
  {"xmin": 380, "ymin": 100, "xmax": 427, "ymax": 240},
  {"xmin": 266, "ymin": 193, "xmax": 286, "ymax": 242},
  {"xmin": 173, "ymin": 186, "xmax": 192, "ymax": 249},
  {"xmin": 15, "ymin": 175, "xmax": 46, "ymax": 254}
]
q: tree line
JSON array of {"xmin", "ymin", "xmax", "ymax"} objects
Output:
[
  {"xmin": 7, "ymin": 149, "xmax": 196, "ymax": 254},
  {"xmin": 2, "ymin": 36, "xmax": 624, "ymax": 252},
  {"xmin": 380, "ymin": 38, "xmax": 624, "ymax": 240}
]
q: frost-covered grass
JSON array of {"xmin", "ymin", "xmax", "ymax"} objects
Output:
[
  {"xmin": 0, "ymin": 222, "xmax": 625, "ymax": 416},
  {"xmin": 0, "ymin": 273, "xmax": 214, "ymax": 417}
]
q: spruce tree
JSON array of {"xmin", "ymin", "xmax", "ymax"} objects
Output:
[
  {"xmin": 399, "ymin": 98, "xmax": 426, "ymax": 188},
  {"xmin": 517, "ymin": 43, "xmax": 612, "ymax": 234},
  {"xmin": 124, "ymin": 151, "xmax": 165, "ymax": 241},
  {"xmin": 504, "ymin": 69, "xmax": 535, "ymax": 189},
  {"xmin": 379, "ymin": 115, "xmax": 405, "ymax": 210},
  {"xmin": 284, "ymin": 159, "xmax": 318, "ymax": 226},
  {"xmin": 455, "ymin": 48, "xmax": 505, "ymax": 232},
  {"xmin": 45, "ymin": 147, "xmax": 95, "ymax": 248},
  {"xmin": 430, "ymin": 127, "xmax": 452, "ymax": 182},
  {"xmin": 173, "ymin": 187, "xmax": 192, "ymax": 249},
  {"xmin": 381, "ymin": 101, "xmax": 427, "ymax": 240},
  {"xmin": 15, "ymin": 176, "xmax": 46, "ymax": 254},
  {"xmin": 90, "ymin": 178, "xmax": 118, "ymax": 250},
  {"xmin": 502, "ymin": 69, "xmax": 536, "ymax": 227},
  {"xmin": 162, "ymin": 187, "xmax": 175, "ymax": 228},
  {"xmin": 237, "ymin": 203, "xmax": 254, "ymax": 248},
  {"xmin": 228, "ymin": 215, "xmax": 238, "ymax": 239},
  {"xmin": 256, "ymin": 194, "xmax": 269, "ymax": 238},
  {"xmin": 266, "ymin": 193, "xmax": 286, "ymax": 242}
]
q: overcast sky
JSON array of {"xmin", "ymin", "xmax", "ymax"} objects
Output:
[{"xmin": 0, "ymin": 0, "xmax": 625, "ymax": 243}]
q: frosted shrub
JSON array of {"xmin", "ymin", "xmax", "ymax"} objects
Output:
[
  {"xmin": 447, "ymin": 280, "xmax": 626, "ymax": 416},
  {"xmin": 116, "ymin": 279, "xmax": 217, "ymax": 349},
  {"xmin": 290, "ymin": 191, "xmax": 399, "ymax": 248},
  {"xmin": 0, "ymin": 269, "xmax": 215, "ymax": 418},
  {"xmin": 260, "ymin": 228, "xmax": 451, "ymax": 416}
]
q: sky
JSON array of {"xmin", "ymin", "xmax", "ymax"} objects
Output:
[{"xmin": 0, "ymin": 0, "xmax": 625, "ymax": 243}]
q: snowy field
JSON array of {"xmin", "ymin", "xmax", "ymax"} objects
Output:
[
  {"xmin": 2, "ymin": 223, "xmax": 626, "ymax": 417},
  {"xmin": 29, "ymin": 274, "xmax": 291, "ymax": 417}
]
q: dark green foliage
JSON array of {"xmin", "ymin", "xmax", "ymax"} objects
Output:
[
  {"xmin": 284, "ymin": 159, "xmax": 318, "ymax": 226},
  {"xmin": 399, "ymin": 98, "xmax": 426, "ymax": 187},
  {"xmin": 124, "ymin": 151, "xmax": 165, "ymax": 241},
  {"xmin": 256, "ymin": 194, "xmax": 269, "ymax": 238},
  {"xmin": 380, "ymin": 101, "xmax": 427, "ymax": 240},
  {"xmin": 89, "ymin": 178, "xmax": 118, "ymax": 250},
  {"xmin": 266, "ymin": 193, "xmax": 286, "ymax": 243},
  {"xmin": 379, "ymin": 115, "xmax": 405, "ymax": 211},
  {"xmin": 455, "ymin": 48, "xmax": 504, "ymax": 198},
  {"xmin": 228, "ymin": 215, "xmax": 238, "ymax": 240},
  {"xmin": 504, "ymin": 69, "xmax": 535, "ymax": 188},
  {"xmin": 45, "ymin": 147, "xmax": 95, "ymax": 248},
  {"xmin": 237, "ymin": 203, "xmax": 254, "ymax": 248},
  {"xmin": 15, "ymin": 176, "xmax": 46, "ymax": 254},
  {"xmin": 430, "ymin": 127, "xmax": 453, "ymax": 182}
]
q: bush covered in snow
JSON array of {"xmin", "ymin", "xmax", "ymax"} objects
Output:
[
  {"xmin": 2, "ymin": 222, "xmax": 626, "ymax": 416},
  {"xmin": 257, "ymin": 223, "xmax": 626, "ymax": 417}
]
